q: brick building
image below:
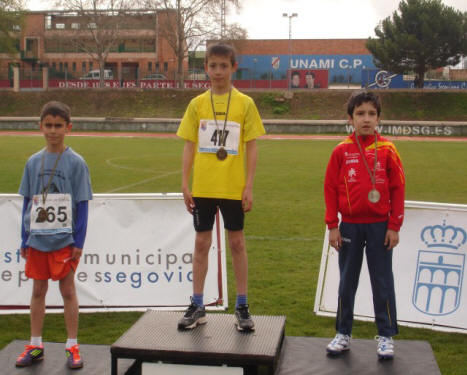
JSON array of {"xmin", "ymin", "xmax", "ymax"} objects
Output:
[
  {"xmin": 224, "ymin": 39, "xmax": 376, "ymax": 85},
  {"xmin": 0, "ymin": 9, "xmax": 186, "ymax": 82}
]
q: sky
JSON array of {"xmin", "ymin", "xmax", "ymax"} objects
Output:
[{"xmin": 27, "ymin": 0, "xmax": 467, "ymax": 40}]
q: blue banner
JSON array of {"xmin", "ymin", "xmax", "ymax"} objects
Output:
[
  {"xmin": 361, "ymin": 69, "xmax": 467, "ymax": 89},
  {"xmin": 235, "ymin": 54, "xmax": 376, "ymax": 84}
]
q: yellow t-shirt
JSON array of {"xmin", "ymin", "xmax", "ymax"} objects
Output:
[{"xmin": 177, "ymin": 88, "xmax": 265, "ymax": 200}]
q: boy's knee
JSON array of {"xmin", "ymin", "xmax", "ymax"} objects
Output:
[{"xmin": 228, "ymin": 236, "xmax": 245, "ymax": 254}]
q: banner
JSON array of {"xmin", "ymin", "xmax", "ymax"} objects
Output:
[
  {"xmin": 315, "ymin": 201, "xmax": 467, "ymax": 333},
  {"xmin": 0, "ymin": 194, "xmax": 227, "ymax": 313},
  {"xmin": 361, "ymin": 69, "xmax": 467, "ymax": 89}
]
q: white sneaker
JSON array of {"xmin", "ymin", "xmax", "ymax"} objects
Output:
[
  {"xmin": 376, "ymin": 336, "xmax": 394, "ymax": 359},
  {"xmin": 326, "ymin": 333, "xmax": 351, "ymax": 355}
]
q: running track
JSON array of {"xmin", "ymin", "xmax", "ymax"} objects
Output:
[{"xmin": 1, "ymin": 131, "xmax": 467, "ymax": 142}]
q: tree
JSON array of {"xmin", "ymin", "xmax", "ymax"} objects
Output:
[
  {"xmin": 146, "ymin": 0, "xmax": 245, "ymax": 84},
  {"xmin": 0, "ymin": 0, "xmax": 24, "ymax": 55},
  {"xmin": 55, "ymin": 0, "xmax": 132, "ymax": 87},
  {"xmin": 366, "ymin": 0, "xmax": 467, "ymax": 88}
]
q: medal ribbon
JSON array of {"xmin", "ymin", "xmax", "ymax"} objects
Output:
[
  {"xmin": 40, "ymin": 148, "xmax": 64, "ymax": 206},
  {"xmin": 355, "ymin": 133, "xmax": 378, "ymax": 189},
  {"xmin": 210, "ymin": 88, "xmax": 232, "ymax": 149}
]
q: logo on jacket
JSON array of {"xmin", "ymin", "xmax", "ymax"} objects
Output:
[{"xmin": 412, "ymin": 220, "xmax": 466, "ymax": 316}]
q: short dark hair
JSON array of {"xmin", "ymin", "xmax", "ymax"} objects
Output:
[
  {"xmin": 347, "ymin": 90, "xmax": 381, "ymax": 117},
  {"xmin": 40, "ymin": 101, "xmax": 71, "ymax": 124},
  {"xmin": 291, "ymin": 71, "xmax": 300, "ymax": 78},
  {"xmin": 305, "ymin": 71, "xmax": 315, "ymax": 78},
  {"xmin": 205, "ymin": 43, "xmax": 236, "ymax": 66}
]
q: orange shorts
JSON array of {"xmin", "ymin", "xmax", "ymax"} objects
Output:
[{"xmin": 25, "ymin": 246, "xmax": 79, "ymax": 281}]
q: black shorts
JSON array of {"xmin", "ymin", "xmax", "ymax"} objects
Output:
[{"xmin": 193, "ymin": 197, "xmax": 244, "ymax": 232}]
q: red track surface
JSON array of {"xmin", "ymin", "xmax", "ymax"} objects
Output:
[{"xmin": 1, "ymin": 131, "xmax": 467, "ymax": 142}]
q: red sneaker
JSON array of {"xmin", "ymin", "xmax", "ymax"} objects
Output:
[
  {"xmin": 65, "ymin": 344, "xmax": 83, "ymax": 369},
  {"xmin": 15, "ymin": 344, "xmax": 44, "ymax": 367}
]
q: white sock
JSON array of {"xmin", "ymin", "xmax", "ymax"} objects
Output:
[
  {"xmin": 65, "ymin": 338, "xmax": 78, "ymax": 348},
  {"xmin": 30, "ymin": 336, "xmax": 42, "ymax": 347}
]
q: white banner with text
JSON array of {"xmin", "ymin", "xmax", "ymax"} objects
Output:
[
  {"xmin": 0, "ymin": 193, "xmax": 227, "ymax": 313},
  {"xmin": 315, "ymin": 201, "xmax": 467, "ymax": 333}
]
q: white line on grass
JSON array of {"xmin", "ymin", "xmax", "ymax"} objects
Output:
[{"xmin": 106, "ymin": 170, "xmax": 181, "ymax": 193}]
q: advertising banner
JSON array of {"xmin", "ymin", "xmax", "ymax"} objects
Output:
[
  {"xmin": 315, "ymin": 201, "xmax": 467, "ymax": 333},
  {"xmin": 361, "ymin": 69, "xmax": 467, "ymax": 89},
  {"xmin": 0, "ymin": 194, "xmax": 227, "ymax": 313}
]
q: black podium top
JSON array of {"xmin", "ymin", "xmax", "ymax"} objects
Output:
[{"xmin": 111, "ymin": 310, "xmax": 286, "ymax": 367}]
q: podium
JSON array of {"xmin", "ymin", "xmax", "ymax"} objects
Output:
[{"xmin": 110, "ymin": 311, "xmax": 286, "ymax": 375}]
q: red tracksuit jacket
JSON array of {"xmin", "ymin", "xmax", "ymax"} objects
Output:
[{"xmin": 324, "ymin": 132, "xmax": 405, "ymax": 231}]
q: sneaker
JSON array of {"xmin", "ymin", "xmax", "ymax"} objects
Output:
[
  {"xmin": 326, "ymin": 333, "xmax": 351, "ymax": 355},
  {"xmin": 15, "ymin": 345, "xmax": 44, "ymax": 367},
  {"xmin": 376, "ymin": 336, "xmax": 394, "ymax": 359},
  {"xmin": 177, "ymin": 298, "xmax": 207, "ymax": 330},
  {"xmin": 65, "ymin": 344, "xmax": 83, "ymax": 369},
  {"xmin": 234, "ymin": 304, "xmax": 255, "ymax": 332}
]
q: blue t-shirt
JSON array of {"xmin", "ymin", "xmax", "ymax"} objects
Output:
[{"xmin": 19, "ymin": 147, "xmax": 93, "ymax": 252}]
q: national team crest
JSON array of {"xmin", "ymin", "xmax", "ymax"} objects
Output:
[
  {"xmin": 412, "ymin": 220, "xmax": 466, "ymax": 316},
  {"xmin": 271, "ymin": 57, "xmax": 280, "ymax": 70}
]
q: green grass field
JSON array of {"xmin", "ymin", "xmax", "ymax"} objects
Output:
[{"xmin": 1, "ymin": 134, "xmax": 467, "ymax": 373}]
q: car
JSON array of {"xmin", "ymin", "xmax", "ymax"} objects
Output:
[
  {"xmin": 141, "ymin": 73, "xmax": 168, "ymax": 80},
  {"xmin": 80, "ymin": 69, "xmax": 114, "ymax": 80}
]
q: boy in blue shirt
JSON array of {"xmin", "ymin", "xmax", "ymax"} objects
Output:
[{"xmin": 15, "ymin": 101, "xmax": 93, "ymax": 369}]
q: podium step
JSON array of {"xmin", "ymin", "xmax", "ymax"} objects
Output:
[
  {"xmin": 111, "ymin": 310, "xmax": 286, "ymax": 375},
  {"xmin": 275, "ymin": 336, "xmax": 441, "ymax": 375},
  {"xmin": 0, "ymin": 340, "xmax": 134, "ymax": 375}
]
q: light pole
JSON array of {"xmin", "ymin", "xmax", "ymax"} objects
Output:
[{"xmin": 283, "ymin": 12, "xmax": 298, "ymax": 92}]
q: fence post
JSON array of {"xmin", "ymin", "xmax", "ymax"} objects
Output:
[
  {"xmin": 13, "ymin": 66, "xmax": 19, "ymax": 92},
  {"xmin": 43, "ymin": 67, "xmax": 49, "ymax": 90}
]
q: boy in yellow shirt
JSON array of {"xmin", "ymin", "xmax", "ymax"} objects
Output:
[{"xmin": 176, "ymin": 43, "xmax": 265, "ymax": 331}]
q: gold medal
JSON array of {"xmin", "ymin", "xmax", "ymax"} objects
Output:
[
  {"xmin": 37, "ymin": 207, "xmax": 47, "ymax": 222},
  {"xmin": 216, "ymin": 147, "xmax": 228, "ymax": 160},
  {"xmin": 368, "ymin": 189, "xmax": 380, "ymax": 203}
]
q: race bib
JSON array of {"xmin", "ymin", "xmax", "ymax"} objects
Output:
[
  {"xmin": 198, "ymin": 120, "xmax": 240, "ymax": 155},
  {"xmin": 30, "ymin": 193, "xmax": 72, "ymax": 235}
]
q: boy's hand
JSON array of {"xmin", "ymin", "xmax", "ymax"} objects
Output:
[
  {"xmin": 71, "ymin": 247, "xmax": 82, "ymax": 261},
  {"xmin": 20, "ymin": 247, "xmax": 28, "ymax": 259},
  {"xmin": 182, "ymin": 186, "xmax": 195, "ymax": 214},
  {"xmin": 329, "ymin": 228, "xmax": 342, "ymax": 251},
  {"xmin": 242, "ymin": 186, "xmax": 253, "ymax": 212},
  {"xmin": 384, "ymin": 229, "xmax": 399, "ymax": 250}
]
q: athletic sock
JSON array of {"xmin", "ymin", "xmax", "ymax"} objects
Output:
[
  {"xmin": 65, "ymin": 338, "xmax": 78, "ymax": 349},
  {"xmin": 30, "ymin": 336, "xmax": 42, "ymax": 347},
  {"xmin": 236, "ymin": 294, "xmax": 247, "ymax": 308},
  {"xmin": 193, "ymin": 293, "xmax": 204, "ymax": 307}
]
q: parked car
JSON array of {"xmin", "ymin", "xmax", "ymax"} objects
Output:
[
  {"xmin": 141, "ymin": 73, "xmax": 168, "ymax": 80},
  {"xmin": 80, "ymin": 69, "xmax": 114, "ymax": 80},
  {"xmin": 188, "ymin": 71, "xmax": 208, "ymax": 80}
]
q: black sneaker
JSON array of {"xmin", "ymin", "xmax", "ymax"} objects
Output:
[
  {"xmin": 177, "ymin": 298, "xmax": 207, "ymax": 330},
  {"xmin": 235, "ymin": 304, "xmax": 255, "ymax": 332}
]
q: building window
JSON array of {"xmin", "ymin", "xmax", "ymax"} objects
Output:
[
  {"xmin": 52, "ymin": 62, "xmax": 56, "ymax": 70},
  {"xmin": 164, "ymin": 62, "xmax": 168, "ymax": 72},
  {"xmin": 64, "ymin": 62, "xmax": 68, "ymax": 71},
  {"xmin": 45, "ymin": 15, "xmax": 52, "ymax": 29},
  {"xmin": 88, "ymin": 23, "xmax": 97, "ymax": 29},
  {"xmin": 89, "ymin": 61, "xmax": 93, "ymax": 70},
  {"xmin": 55, "ymin": 23, "xmax": 65, "ymax": 29},
  {"xmin": 148, "ymin": 62, "xmax": 152, "ymax": 72},
  {"xmin": 12, "ymin": 25, "xmax": 21, "ymax": 31},
  {"xmin": 155, "ymin": 62, "xmax": 159, "ymax": 72},
  {"xmin": 72, "ymin": 62, "xmax": 76, "ymax": 72},
  {"xmin": 82, "ymin": 62, "xmax": 86, "ymax": 71},
  {"xmin": 71, "ymin": 23, "xmax": 80, "ymax": 30},
  {"xmin": 59, "ymin": 62, "xmax": 63, "ymax": 71}
]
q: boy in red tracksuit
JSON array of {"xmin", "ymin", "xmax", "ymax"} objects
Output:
[{"xmin": 324, "ymin": 90, "xmax": 405, "ymax": 359}]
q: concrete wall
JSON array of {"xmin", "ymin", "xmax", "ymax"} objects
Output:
[{"xmin": 1, "ymin": 117, "xmax": 466, "ymax": 136}]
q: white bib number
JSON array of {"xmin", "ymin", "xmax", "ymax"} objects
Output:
[
  {"xmin": 198, "ymin": 120, "xmax": 240, "ymax": 155},
  {"xmin": 30, "ymin": 193, "xmax": 72, "ymax": 235}
]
